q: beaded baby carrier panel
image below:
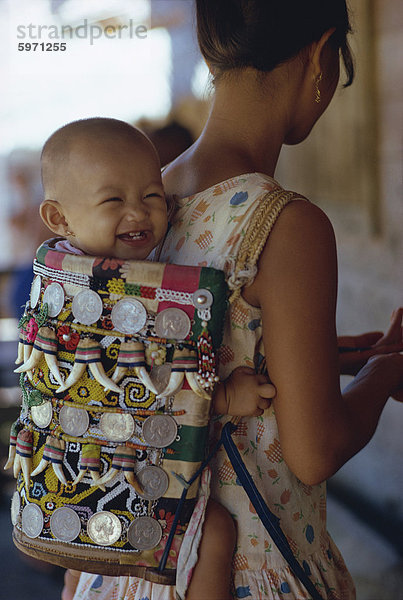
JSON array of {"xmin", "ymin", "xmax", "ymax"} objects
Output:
[{"xmin": 7, "ymin": 239, "xmax": 227, "ymax": 584}]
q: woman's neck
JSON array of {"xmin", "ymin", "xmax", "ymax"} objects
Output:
[{"xmin": 163, "ymin": 68, "xmax": 296, "ymax": 199}]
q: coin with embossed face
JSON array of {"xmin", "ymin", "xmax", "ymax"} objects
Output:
[
  {"xmin": 31, "ymin": 400, "xmax": 53, "ymax": 429},
  {"xmin": 87, "ymin": 511, "xmax": 122, "ymax": 546},
  {"xmin": 142, "ymin": 414, "xmax": 177, "ymax": 448},
  {"xmin": 42, "ymin": 282, "xmax": 65, "ymax": 317},
  {"xmin": 50, "ymin": 507, "xmax": 81, "ymax": 542},
  {"xmin": 154, "ymin": 308, "xmax": 191, "ymax": 340},
  {"xmin": 99, "ymin": 412, "xmax": 134, "ymax": 442},
  {"xmin": 11, "ymin": 491, "xmax": 21, "ymax": 526},
  {"xmin": 22, "ymin": 503, "xmax": 43, "ymax": 538},
  {"xmin": 137, "ymin": 465, "xmax": 169, "ymax": 500},
  {"xmin": 111, "ymin": 298, "xmax": 147, "ymax": 334},
  {"xmin": 71, "ymin": 289, "xmax": 103, "ymax": 326},
  {"xmin": 30, "ymin": 275, "xmax": 42, "ymax": 309},
  {"xmin": 128, "ymin": 516, "xmax": 162, "ymax": 550},
  {"xmin": 59, "ymin": 405, "xmax": 89, "ymax": 437}
]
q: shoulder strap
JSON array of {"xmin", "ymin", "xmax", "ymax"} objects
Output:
[{"xmin": 228, "ymin": 188, "xmax": 299, "ymax": 303}]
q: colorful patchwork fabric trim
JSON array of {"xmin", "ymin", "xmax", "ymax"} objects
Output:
[{"xmin": 8, "ymin": 239, "xmax": 228, "ymax": 582}]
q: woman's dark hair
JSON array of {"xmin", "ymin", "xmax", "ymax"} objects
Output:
[{"xmin": 196, "ymin": 0, "xmax": 354, "ymax": 86}]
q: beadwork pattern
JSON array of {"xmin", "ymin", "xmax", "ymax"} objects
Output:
[{"xmin": 9, "ymin": 239, "xmax": 228, "ymax": 580}]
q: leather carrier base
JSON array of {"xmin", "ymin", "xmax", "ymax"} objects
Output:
[{"xmin": 13, "ymin": 526, "xmax": 176, "ymax": 584}]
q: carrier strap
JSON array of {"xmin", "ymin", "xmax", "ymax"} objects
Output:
[
  {"xmin": 222, "ymin": 422, "xmax": 325, "ymax": 600},
  {"xmin": 228, "ymin": 188, "xmax": 299, "ymax": 303}
]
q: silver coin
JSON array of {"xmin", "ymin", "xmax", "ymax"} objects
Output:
[
  {"xmin": 137, "ymin": 465, "xmax": 169, "ymax": 500},
  {"xmin": 128, "ymin": 516, "xmax": 163, "ymax": 550},
  {"xmin": 50, "ymin": 507, "xmax": 81, "ymax": 542},
  {"xmin": 71, "ymin": 289, "xmax": 103, "ymax": 326},
  {"xmin": 21, "ymin": 503, "xmax": 43, "ymax": 538},
  {"xmin": 150, "ymin": 363, "xmax": 172, "ymax": 394},
  {"xmin": 154, "ymin": 308, "xmax": 191, "ymax": 340},
  {"xmin": 31, "ymin": 400, "xmax": 53, "ymax": 428},
  {"xmin": 99, "ymin": 412, "xmax": 134, "ymax": 442},
  {"xmin": 59, "ymin": 405, "xmax": 89, "ymax": 437},
  {"xmin": 111, "ymin": 298, "xmax": 147, "ymax": 334},
  {"xmin": 42, "ymin": 282, "xmax": 65, "ymax": 318},
  {"xmin": 11, "ymin": 491, "xmax": 21, "ymax": 526},
  {"xmin": 192, "ymin": 288, "xmax": 213, "ymax": 309},
  {"xmin": 87, "ymin": 511, "xmax": 122, "ymax": 546},
  {"xmin": 30, "ymin": 275, "xmax": 42, "ymax": 309},
  {"xmin": 142, "ymin": 414, "xmax": 177, "ymax": 448}
]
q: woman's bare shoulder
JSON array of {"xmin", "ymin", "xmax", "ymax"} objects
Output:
[{"xmin": 244, "ymin": 197, "xmax": 337, "ymax": 306}]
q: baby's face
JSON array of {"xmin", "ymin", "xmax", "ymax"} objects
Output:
[{"xmin": 56, "ymin": 135, "xmax": 167, "ymax": 260}]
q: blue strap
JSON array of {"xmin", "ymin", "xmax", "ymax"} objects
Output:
[
  {"xmin": 222, "ymin": 422, "xmax": 325, "ymax": 600},
  {"xmin": 157, "ymin": 434, "xmax": 226, "ymax": 573}
]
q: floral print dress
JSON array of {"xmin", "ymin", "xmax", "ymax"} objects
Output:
[
  {"xmin": 160, "ymin": 172, "xmax": 356, "ymax": 600},
  {"xmin": 73, "ymin": 172, "xmax": 356, "ymax": 600}
]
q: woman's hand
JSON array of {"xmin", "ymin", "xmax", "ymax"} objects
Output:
[
  {"xmin": 339, "ymin": 308, "xmax": 403, "ymax": 376},
  {"xmin": 344, "ymin": 351, "xmax": 403, "ymax": 404}
]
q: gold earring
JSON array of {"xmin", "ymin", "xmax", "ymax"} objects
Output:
[
  {"xmin": 65, "ymin": 230, "xmax": 75, "ymax": 237},
  {"xmin": 315, "ymin": 73, "xmax": 323, "ymax": 104}
]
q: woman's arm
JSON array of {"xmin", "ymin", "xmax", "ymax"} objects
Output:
[{"xmin": 244, "ymin": 200, "xmax": 403, "ymax": 485}]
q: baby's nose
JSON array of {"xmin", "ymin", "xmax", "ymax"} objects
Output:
[{"xmin": 125, "ymin": 202, "xmax": 149, "ymax": 222}]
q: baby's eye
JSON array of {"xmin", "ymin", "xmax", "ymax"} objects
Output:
[
  {"xmin": 144, "ymin": 192, "xmax": 163, "ymax": 199},
  {"xmin": 104, "ymin": 197, "xmax": 123, "ymax": 203}
]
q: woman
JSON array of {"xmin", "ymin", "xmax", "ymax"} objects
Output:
[{"xmin": 69, "ymin": 1, "xmax": 403, "ymax": 598}]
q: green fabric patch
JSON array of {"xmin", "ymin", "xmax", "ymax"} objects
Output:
[{"xmin": 164, "ymin": 425, "xmax": 208, "ymax": 462}]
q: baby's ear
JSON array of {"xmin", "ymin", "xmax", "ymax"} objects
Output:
[{"xmin": 40, "ymin": 199, "xmax": 69, "ymax": 236}]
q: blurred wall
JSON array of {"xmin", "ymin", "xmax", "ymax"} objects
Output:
[{"xmin": 276, "ymin": 0, "xmax": 403, "ymax": 521}]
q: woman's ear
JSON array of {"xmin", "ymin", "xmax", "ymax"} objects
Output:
[
  {"xmin": 310, "ymin": 28, "xmax": 337, "ymax": 77},
  {"xmin": 40, "ymin": 199, "xmax": 69, "ymax": 236}
]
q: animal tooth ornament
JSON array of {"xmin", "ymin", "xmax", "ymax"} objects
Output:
[
  {"xmin": 3, "ymin": 420, "xmax": 21, "ymax": 470},
  {"xmin": 112, "ymin": 340, "xmax": 158, "ymax": 395},
  {"xmin": 13, "ymin": 430, "xmax": 33, "ymax": 491},
  {"xmin": 96, "ymin": 445, "xmax": 142, "ymax": 494},
  {"xmin": 15, "ymin": 328, "xmax": 34, "ymax": 380},
  {"xmin": 15, "ymin": 327, "xmax": 64, "ymax": 387},
  {"xmin": 58, "ymin": 338, "xmax": 121, "ymax": 394},
  {"xmin": 73, "ymin": 444, "xmax": 105, "ymax": 491},
  {"xmin": 183, "ymin": 349, "xmax": 211, "ymax": 400},
  {"xmin": 15, "ymin": 329, "xmax": 26, "ymax": 365},
  {"xmin": 157, "ymin": 347, "xmax": 195, "ymax": 398},
  {"xmin": 10, "ymin": 238, "xmax": 228, "ymax": 584},
  {"xmin": 31, "ymin": 436, "xmax": 67, "ymax": 485}
]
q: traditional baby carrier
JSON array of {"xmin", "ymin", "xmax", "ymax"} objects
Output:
[{"xmin": 6, "ymin": 239, "xmax": 227, "ymax": 584}]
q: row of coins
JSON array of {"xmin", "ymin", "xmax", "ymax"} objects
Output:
[
  {"xmin": 31, "ymin": 402, "xmax": 178, "ymax": 447},
  {"xmin": 31, "ymin": 276, "xmax": 212, "ymax": 338},
  {"xmin": 13, "ymin": 494, "xmax": 163, "ymax": 551}
]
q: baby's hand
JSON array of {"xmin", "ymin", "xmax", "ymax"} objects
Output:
[
  {"xmin": 61, "ymin": 569, "xmax": 81, "ymax": 600},
  {"xmin": 223, "ymin": 366, "xmax": 276, "ymax": 416}
]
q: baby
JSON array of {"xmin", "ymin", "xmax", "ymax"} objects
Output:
[{"xmin": 39, "ymin": 118, "xmax": 274, "ymax": 600}]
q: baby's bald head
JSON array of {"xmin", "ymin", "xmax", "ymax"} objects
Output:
[{"xmin": 41, "ymin": 117, "xmax": 159, "ymax": 199}]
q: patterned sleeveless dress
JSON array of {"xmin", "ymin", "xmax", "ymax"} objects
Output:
[{"xmin": 73, "ymin": 173, "xmax": 356, "ymax": 599}]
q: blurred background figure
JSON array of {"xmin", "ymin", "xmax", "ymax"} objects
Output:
[
  {"xmin": 6, "ymin": 149, "xmax": 50, "ymax": 319},
  {"xmin": 146, "ymin": 120, "xmax": 194, "ymax": 167}
]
